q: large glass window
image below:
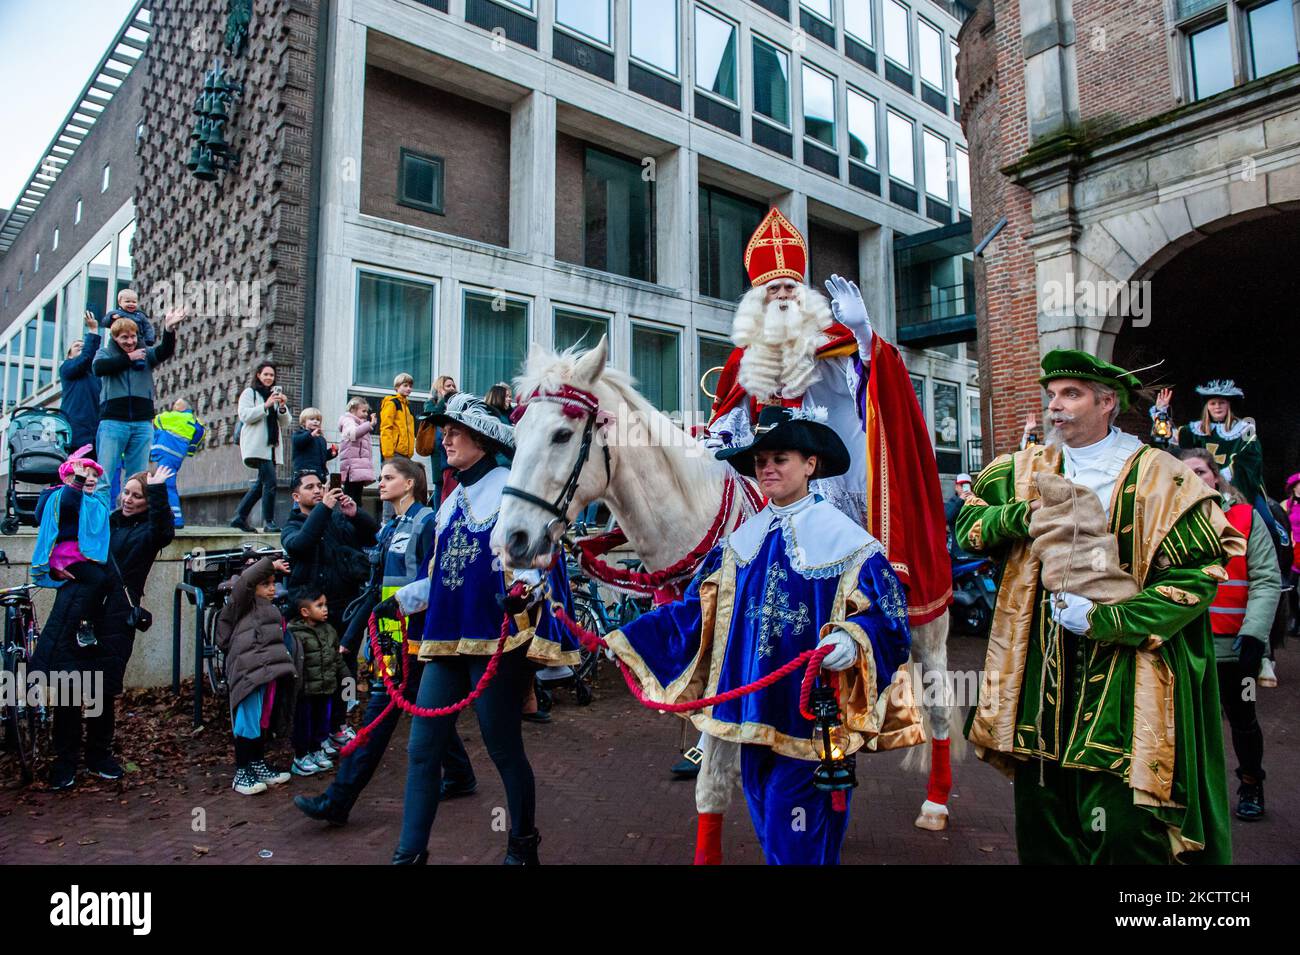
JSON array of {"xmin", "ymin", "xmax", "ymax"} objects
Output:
[
  {"xmin": 40, "ymin": 299, "xmax": 57, "ymax": 360},
  {"xmin": 631, "ymin": 0, "xmax": 678, "ymax": 74},
  {"xmin": 584, "ymin": 147, "xmax": 656, "ymax": 282},
  {"xmin": 1189, "ymin": 20, "xmax": 1233, "ymax": 100},
  {"xmin": 887, "ymin": 111, "xmax": 915, "ymax": 184},
  {"xmin": 801, "ymin": 0, "xmax": 833, "ymax": 21},
  {"xmin": 115, "ymin": 219, "xmax": 135, "ymax": 298},
  {"xmin": 632, "ymin": 324, "xmax": 680, "ymax": 412},
  {"xmin": 697, "ymin": 334, "xmax": 732, "ymax": 417},
  {"xmin": 354, "ymin": 271, "xmax": 435, "ymax": 392},
  {"xmin": 695, "ymin": 7, "xmax": 738, "ymax": 102},
  {"xmin": 933, "ymin": 380, "xmax": 960, "ymax": 451},
  {"xmin": 557, "ymin": 0, "xmax": 610, "ymax": 45},
  {"xmin": 955, "ymin": 146, "xmax": 971, "ymax": 212},
  {"xmin": 923, "ymin": 130, "xmax": 949, "ymax": 200},
  {"xmin": 802, "ymin": 65, "xmax": 836, "ymax": 148},
  {"xmin": 23, "ymin": 319, "xmax": 37, "ymax": 359},
  {"xmin": 951, "ymin": 39, "xmax": 960, "ymax": 102},
  {"xmin": 883, "ymin": 0, "xmax": 911, "ymax": 69},
  {"xmin": 845, "ymin": 0, "xmax": 873, "ymax": 44},
  {"xmin": 1247, "ymin": 0, "xmax": 1299, "ymax": 79},
  {"xmin": 918, "ymin": 18, "xmax": 945, "ymax": 90},
  {"xmin": 554, "ymin": 308, "xmax": 611, "ymax": 354},
  {"xmin": 86, "ymin": 243, "xmax": 112, "ymax": 319},
  {"xmin": 462, "ymin": 290, "xmax": 528, "ymax": 397},
  {"xmin": 847, "ymin": 88, "xmax": 878, "ymax": 167},
  {"xmin": 699, "ymin": 185, "xmax": 765, "ymax": 301},
  {"xmin": 752, "ymin": 36, "xmax": 790, "ymax": 127}
]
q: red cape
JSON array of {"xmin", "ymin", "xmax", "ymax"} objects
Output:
[{"xmin": 708, "ymin": 327, "xmax": 952, "ymax": 625}]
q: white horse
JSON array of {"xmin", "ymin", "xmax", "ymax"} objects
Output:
[{"xmin": 493, "ymin": 336, "xmax": 962, "ymax": 847}]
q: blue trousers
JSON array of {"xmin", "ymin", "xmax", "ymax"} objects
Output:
[
  {"xmin": 95, "ymin": 419, "xmax": 152, "ymax": 505},
  {"xmin": 149, "ymin": 439, "xmax": 187, "ymax": 527},
  {"xmin": 740, "ymin": 745, "xmax": 852, "ymax": 865},
  {"xmin": 324, "ymin": 657, "xmax": 474, "ymax": 815}
]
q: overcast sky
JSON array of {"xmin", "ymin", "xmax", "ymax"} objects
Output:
[{"xmin": 0, "ymin": 0, "xmax": 138, "ymax": 213}]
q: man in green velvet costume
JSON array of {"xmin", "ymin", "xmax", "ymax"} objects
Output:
[{"xmin": 956, "ymin": 350, "xmax": 1245, "ymax": 864}]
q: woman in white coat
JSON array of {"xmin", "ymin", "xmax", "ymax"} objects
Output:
[{"xmin": 229, "ymin": 362, "xmax": 292, "ymax": 532}]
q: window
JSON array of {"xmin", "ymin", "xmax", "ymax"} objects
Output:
[
  {"xmin": 557, "ymin": 0, "xmax": 610, "ymax": 45},
  {"xmin": 398, "ymin": 149, "xmax": 445, "ymax": 214},
  {"xmin": 86, "ymin": 243, "xmax": 111, "ymax": 317},
  {"xmin": 697, "ymin": 334, "xmax": 732, "ymax": 417},
  {"xmin": 801, "ymin": 65, "xmax": 836, "ymax": 149},
  {"xmin": 40, "ymin": 299, "xmax": 56, "ymax": 360},
  {"xmin": 101, "ymin": 164, "xmax": 110, "ymax": 193},
  {"xmin": 955, "ymin": 146, "xmax": 971, "ymax": 212},
  {"xmin": 933, "ymin": 380, "xmax": 960, "ymax": 451},
  {"xmin": 632, "ymin": 324, "xmax": 680, "ymax": 412},
  {"xmin": 554, "ymin": 308, "xmax": 611, "ymax": 354},
  {"xmin": 847, "ymin": 89, "xmax": 878, "ymax": 167},
  {"xmin": 753, "ymin": 36, "xmax": 790, "ymax": 127},
  {"xmin": 499, "ymin": 0, "xmax": 532, "ymax": 7},
  {"xmin": 1247, "ymin": 0, "xmax": 1298, "ymax": 79},
  {"xmin": 74, "ymin": 197, "xmax": 82, "ymax": 224},
  {"xmin": 887, "ymin": 111, "xmax": 915, "ymax": 184},
  {"xmin": 115, "ymin": 220, "xmax": 135, "ymax": 298},
  {"xmin": 354, "ymin": 271, "xmax": 435, "ymax": 392},
  {"xmin": 583, "ymin": 147, "xmax": 656, "ymax": 282},
  {"xmin": 631, "ymin": 0, "xmax": 678, "ymax": 74},
  {"xmin": 462, "ymin": 290, "xmax": 528, "ymax": 396},
  {"xmin": 699, "ymin": 185, "xmax": 765, "ymax": 301},
  {"xmin": 695, "ymin": 7, "xmax": 738, "ymax": 102},
  {"xmin": 846, "ymin": 0, "xmax": 873, "ymax": 44},
  {"xmin": 23, "ymin": 319, "xmax": 37, "ymax": 358},
  {"xmin": 923, "ymin": 130, "xmax": 949, "ymax": 199},
  {"xmin": 1188, "ymin": 19, "xmax": 1233, "ymax": 100},
  {"xmin": 33, "ymin": 253, "xmax": 39, "ymax": 274},
  {"xmin": 911, "ymin": 374, "xmax": 926, "ymax": 421},
  {"xmin": 16, "ymin": 272, "xmax": 21, "ymax": 292},
  {"xmin": 918, "ymin": 19, "xmax": 945, "ymax": 91},
  {"xmin": 52, "ymin": 228, "xmax": 59, "ymax": 251},
  {"xmin": 883, "ymin": 0, "xmax": 911, "ymax": 69},
  {"xmin": 801, "ymin": 0, "xmax": 833, "ymax": 21},
  {"xmin": 951, "ymin": 39, "xmax": 961, "ymax": 102}
]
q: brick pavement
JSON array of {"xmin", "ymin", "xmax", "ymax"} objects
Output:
[{"xmin": 2, "ymin": 638, "xmax": 1296, "ymax": 864}]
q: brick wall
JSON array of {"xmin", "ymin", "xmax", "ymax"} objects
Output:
[
  {"xmin": 555, "ymin": 131, "xmax": 585, "ymax": 266},
  {"xmin": 1073, "ymin": 0, "xmax": 1175, "ymax": 135},
  {"xmin": 0, "ymin": 64, "xmax": 145, "ymax": 330},
  {"xmin": 960, "ymin": 0, "xmax": 1043, "ymax": 458},
  {"xmin": 807, "ymin": 219, "xmax": 859, "ymax": 291},
  {"xmin": 361, "ymin": 66, "xmax": 510, "ymax": 247},
  {"xmin": 133, "ymin": 0, "xmax": 320, "ymax": 522}
]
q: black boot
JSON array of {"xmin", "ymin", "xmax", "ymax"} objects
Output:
[
  {"xmin": 391, "ymin": 847, "xmax": 429, "ymax": 865},
  {"xmin": 294, "ymin": 793, "xmax": 349, "ymax": 826},
  {"xmin": 504, "ymin": 829, "xmax": 541, "ymax": 865},
  {"xmin": 1235, "ymin": 780, "xmax": 1265, "ymax": 820}
]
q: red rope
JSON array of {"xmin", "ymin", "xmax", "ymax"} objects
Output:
[
  {"xmin": 550, "ymin": 602, "xmax": 832, "ymax": 715},
  {"xmin": 339, "ymin": 612, "xmax": 511, "ymax": 758}
]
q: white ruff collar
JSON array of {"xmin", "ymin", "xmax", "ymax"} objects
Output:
[
  {"xmin": 437, "ymin": 466, "xmax": 509, "ymax": 533},
  {"xmin": 1188, "ymin": 418, "xmax": 1254, "ymax": 441},
  {"xmin": 726, "ymin": 494, "xmax": 882, "ymax": 579}
]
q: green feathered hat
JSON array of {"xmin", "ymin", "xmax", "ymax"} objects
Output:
[{"xmin": 1038, "ymin": 349, "xmax": 1144, "ymax": 411}]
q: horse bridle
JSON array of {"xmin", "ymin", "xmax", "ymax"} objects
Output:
[{"xmin": 501, "ymin": 388, "xmax": 612, "ymax": 541}]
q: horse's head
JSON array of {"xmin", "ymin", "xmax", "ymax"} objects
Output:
[{"xmin": 494, "ymin": 336, "xmax": 614, "ymax": 570}]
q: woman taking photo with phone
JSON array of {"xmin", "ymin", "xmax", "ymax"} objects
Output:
[{"xmin": 230, "ymin": 362, "xmax": 291, "ymax": 533}]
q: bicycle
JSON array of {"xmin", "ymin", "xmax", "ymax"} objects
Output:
[{"xmin": 0, "ymin": 580, "xmax": 47, "ymax": 783}]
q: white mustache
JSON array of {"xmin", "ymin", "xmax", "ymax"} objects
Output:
[{"xmin": 1048, "ymin": 411, "xmax": 1077, "ymax": 425}]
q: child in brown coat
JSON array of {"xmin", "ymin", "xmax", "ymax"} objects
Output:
[{"xmin": 216, "ymin": 555, "xmax": 299, "ymax": 795}]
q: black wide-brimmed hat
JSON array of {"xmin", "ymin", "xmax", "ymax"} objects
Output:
[
  {"xmin": 430, "ymin": 391, "xmax": 515, "ymax": 456},
  {"xmin": 715, "ymin": 405, "xmax": 850, "ymax": 479}
]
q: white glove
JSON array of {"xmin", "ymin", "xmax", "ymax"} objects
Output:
[
  {"xmin": 824, "ymin": 275, "xmax": 873, "ymax": 351},
  {"xmin": 816, "ymin": 628, "xmax": 860, "ymax": 671},
  {"xmin": 1050, "ymin": 592, "xmax": 1094, "ymax": 635}
]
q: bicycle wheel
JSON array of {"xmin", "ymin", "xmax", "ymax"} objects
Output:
[
  {"xmin": 202, "ymin": 609, "xmax": 227, "ymax": 696},
  {"xmin": 2, "ymin": 644, "xmax": 37, "ymax": 783}
]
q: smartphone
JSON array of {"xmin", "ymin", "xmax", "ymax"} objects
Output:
[
  {"xmin": 271, "ymin": 385, "xmax": 284, "ymax": 396},
  {"xmin": 329, "ymin": 473, "xmax": 343, "ymax": 491}
]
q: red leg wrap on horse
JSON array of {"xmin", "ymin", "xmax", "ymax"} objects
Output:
[
  {"xmin": 926, "ymin": 737, "xmax": 952, "ymax": 804},
  {"xmin": 693, "ymin": 812, "xmax": 724, "ymax": 865}
]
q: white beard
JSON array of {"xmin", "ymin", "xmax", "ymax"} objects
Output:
[{"xmin": 731, "ymin": 284, "xmax": 833, "ymax": 404}]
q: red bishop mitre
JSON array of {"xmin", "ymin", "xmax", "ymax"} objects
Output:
[{"xmin": 744, "ymin": 206, "xmax": 807, "ymax": 286}]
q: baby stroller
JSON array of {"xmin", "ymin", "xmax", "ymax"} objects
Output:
[{"xmin": 3, "ymin": 408, "xmax": 73, "ymax": 535}]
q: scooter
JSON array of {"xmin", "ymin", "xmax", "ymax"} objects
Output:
[{"xmin": 949, "ymin": 549, "xmax": 998, "ymax": 638}]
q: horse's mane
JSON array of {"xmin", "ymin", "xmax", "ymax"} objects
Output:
[{"xmin": 514, "ymin": 344, "xmax": 661, "ymax": 426}]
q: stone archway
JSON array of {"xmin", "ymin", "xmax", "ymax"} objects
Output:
[{"xmin": 1107, "ymin": 208, "xmax": 1300, "ymax": 495}]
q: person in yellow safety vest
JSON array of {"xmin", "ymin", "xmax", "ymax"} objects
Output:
[
  {"xmin": 1181, "ymin": 448, "xmax": 1281, "ymax": 822},
  {"xmin": 150, "ymin": 398, "xmax": 205, "ymax": 527}
]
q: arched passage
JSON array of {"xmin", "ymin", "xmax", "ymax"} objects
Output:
[{"xmin": 1110, "ymin": 210, "xmax": 1300, "ymax": 495}]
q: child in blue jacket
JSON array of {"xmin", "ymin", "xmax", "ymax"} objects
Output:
[{"xmin": 150, "ymin": 398, "xmax": 205, "ymax": 527}]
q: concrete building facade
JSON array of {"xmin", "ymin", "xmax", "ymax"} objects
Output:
[{"xmin": 959, "ymin": 0, "xmax": 1300, "ymax": 488}]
